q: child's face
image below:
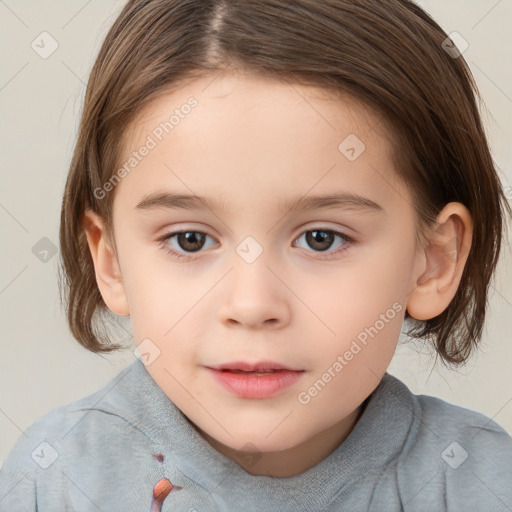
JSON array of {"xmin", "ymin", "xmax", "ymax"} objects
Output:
[{"xmin": 104, "ymin": 72, "xmax": 426, "ymax": 466}]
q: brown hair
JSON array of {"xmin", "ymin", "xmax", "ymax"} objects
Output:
[{"xmin": 58, "ymin": 0, "xmax": 511, "ymax": 367}]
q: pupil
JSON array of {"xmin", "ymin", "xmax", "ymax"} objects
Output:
[
  {"xmin": 306, "ymin": 230, "xmax": 333, "ymax": 251},
  {"xmin": 179, "ymin": 232, "xmax": 204, "ymax": 251}
]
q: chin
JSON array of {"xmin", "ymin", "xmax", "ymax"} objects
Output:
[
  {"xmin": 215, "ymin": 428, "xmax": 309, "ymax": 454},
  {"xmin": 191, "ymin": 410, "xmax": 318, "ymax": 453}
]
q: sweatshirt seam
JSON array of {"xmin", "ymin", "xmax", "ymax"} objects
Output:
[
  {"xmin": 65, "ymin": 406, "xmax": 230, "ymax": 499},
  {"xmin": 322, "ymin": 377, "xmax": 421, "ymax": 509},
  {"xmin": 394, "ymin": 392, "xmax": 424, "ymax": 510},
  {"xmin": 61, "ymin": 406, "xmax": 155, "ymax": 444}
]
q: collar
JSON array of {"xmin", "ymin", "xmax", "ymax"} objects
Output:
[{"xmin": 94, "ymin": 359, "xmax": 421, "ymax": 509}]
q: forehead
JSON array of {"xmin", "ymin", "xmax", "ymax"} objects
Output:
[
  {"xmin": 115, "ymin": 72, "xmax": 408, "ymax": 216},
  {"xmin": 125, "ymin": 72, "xmax": 384, "ymax": 148}
]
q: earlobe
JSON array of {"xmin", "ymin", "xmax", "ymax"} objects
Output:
[
  {"xmin": 406, "ymin": 202, "xmax": 473, "ymax": 321},
  {"xmin": 82, "ymin": 209, "xmax": 130, "ymax": 316}
]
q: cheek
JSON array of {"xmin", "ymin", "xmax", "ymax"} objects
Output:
[
  {"xmin": 294, "ymin": 250, "xmax": 410, "ymax": 400},
  {"xmin": 119, "ymin": 257, "xmax": 181, "ymax": 345},
  {"xmin": 304, "ymin": 254, "xmax": 408, "ymax": 344},
  {"xmin": 125, "ymin": 272, "xmax": 214, "ymax": 376},
  {"xmin": 296, "ymin": 306, "xmax": 403, "ymax": 429}
]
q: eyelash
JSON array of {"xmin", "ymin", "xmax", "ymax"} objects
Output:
[{"xmin": 157, "ymin": 228, "xmax": 355, "ymax": 262}]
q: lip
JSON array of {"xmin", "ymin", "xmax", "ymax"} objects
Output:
[
  {"xmin": 205, "ymin": 361, "xmax": 305, "ymax": 399},
  {"xmin": 207, "ymin": 360, "xmax": 303, "ymax": 372}
]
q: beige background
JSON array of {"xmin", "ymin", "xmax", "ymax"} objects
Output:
[{"xmin": 1, "ymin": 0, "xmax": 511, "ymax": 466}]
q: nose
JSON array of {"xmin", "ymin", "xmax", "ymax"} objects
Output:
[{"xmin": 217, "ymin": 255, "xmax": 292, "ymax": 330}]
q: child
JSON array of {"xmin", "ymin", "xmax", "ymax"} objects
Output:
[{"xmin": 1, "ymin": 0, "xmax": 511, "ymax": 510}]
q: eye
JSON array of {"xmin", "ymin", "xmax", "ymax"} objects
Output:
[
  {"xmin": 158, "ymin": 227, "xmax": 354, "ymax": 262},
  {"xmin": 158, "ymin": 230, "xmax": 217, "ymax": 261},
  {"xmin": 293, "ymin": 229, "xmax": 354, "ymax": 259}
]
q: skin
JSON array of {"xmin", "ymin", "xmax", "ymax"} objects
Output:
[{"xmin": 83, "ymin": 71, "xmax": 473, "ymax": 477}]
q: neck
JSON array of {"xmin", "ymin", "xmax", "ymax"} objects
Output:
[{"xmin": 194, "ymin": 402, "xmax": 366, "ymax": 477}]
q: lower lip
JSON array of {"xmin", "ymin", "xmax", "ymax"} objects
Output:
[{"xmin": 206, "ymin": 368, "xmax": 304, "ymax": 399}]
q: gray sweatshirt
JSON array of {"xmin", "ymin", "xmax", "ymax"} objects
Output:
[{"xmin": 1, "ymin": 358, "xmax": 511, "ymax": 511}]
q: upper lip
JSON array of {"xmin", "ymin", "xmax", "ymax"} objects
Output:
[{"xmin": 206, "ymin": 361, "xmax": 304, "ymax": 372}]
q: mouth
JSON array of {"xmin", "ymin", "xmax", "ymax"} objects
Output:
[
  {"xmin": 219, "ymin": 369, "xmax": 285, "ymax": 375},
  {"xmin": 205, "ymin": 361, "xmax": 305, "ymax": 399},
  {"xmin": 207, "ymin": 361, "xmax": 303, "ymax": 372}
]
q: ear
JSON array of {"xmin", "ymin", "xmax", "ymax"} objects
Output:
[
  {"xmin": 406, "ymin": 202, "xmax": 473, "ymax": 321},
  {"xmin": 82, "ymin": 209, "xmax": 130, "ymax": 316}
]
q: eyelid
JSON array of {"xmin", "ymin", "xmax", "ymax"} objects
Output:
[
  {"xmin": 158, "ymin": 224, "xmax": 355, "ymax": 262},
  {"xmin": 157, "ymin": 222, "xmax": 356, "ymax": 243},
  {"xmin": 293, "ymin": 221, "xmax": 357, "ymax": 238},
  {"xmin": 157, "ymin": 223, "xmax": 219, "ymax": 240}
]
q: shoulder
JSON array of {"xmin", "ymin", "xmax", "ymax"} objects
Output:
[
  {"xmin": 0, "ymin": 361, "xmax": 151, "ymax": 508},
  {"xmin": 394, "ymin": 379, "xmax": 512, "ymax": 511},
  {"xmin": 416, "ymin": 391, "xmax": 512, "ymax": 462}
]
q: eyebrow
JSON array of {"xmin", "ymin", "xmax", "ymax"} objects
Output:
[{"xmin": 135, "ymin": 191, "xmax": 384, "ymax": 214}]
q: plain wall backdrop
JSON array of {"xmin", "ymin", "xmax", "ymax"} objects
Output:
[{"xmin": 1, "ymin": 0, "xmax": 511, "ymax": 466}]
